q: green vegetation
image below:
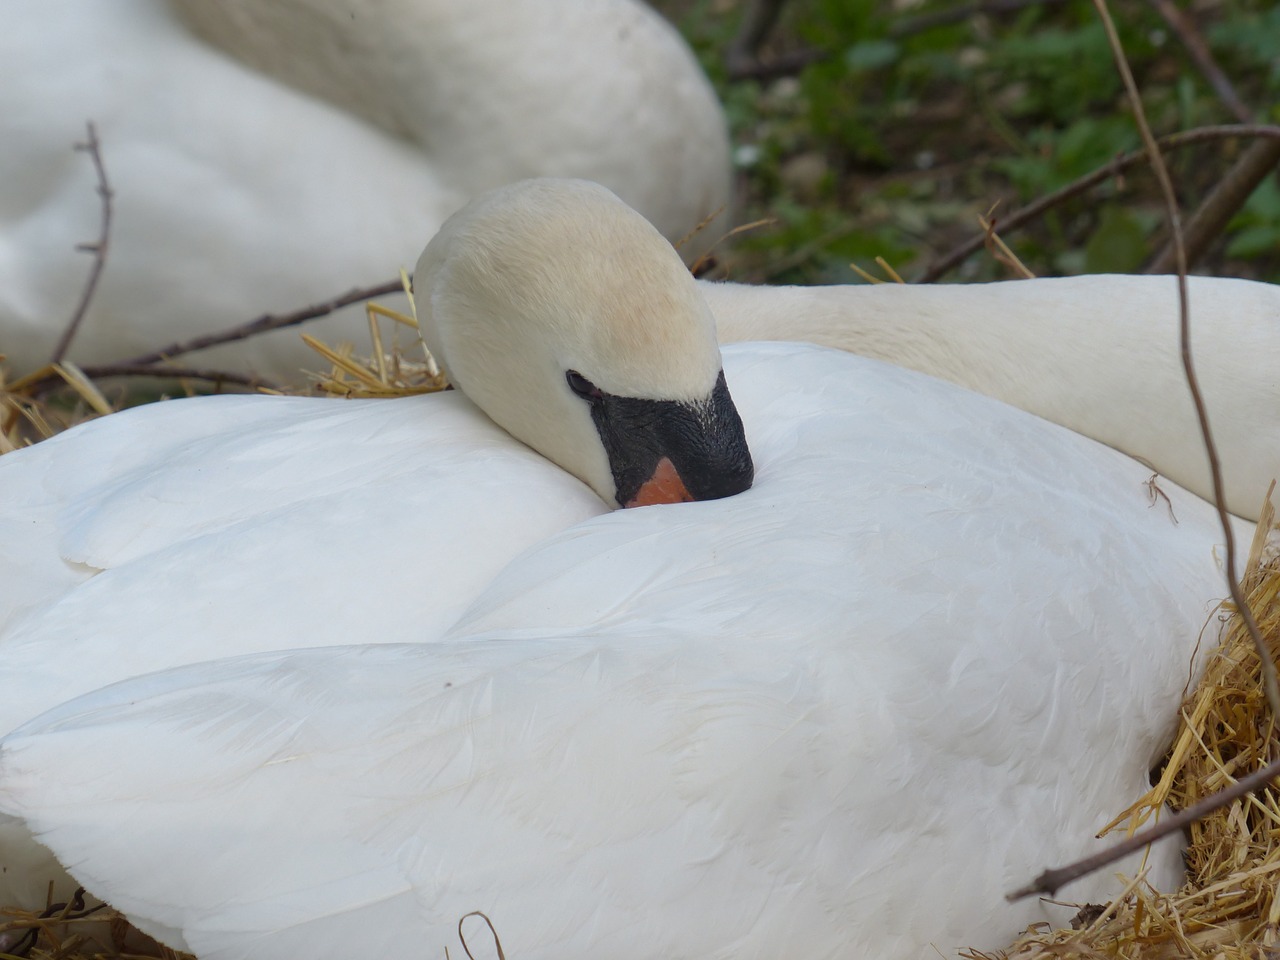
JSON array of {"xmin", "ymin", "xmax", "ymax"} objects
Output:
[{"xmin": 658, "ymin": 0, "xmax": 1280, "ymax": 285}]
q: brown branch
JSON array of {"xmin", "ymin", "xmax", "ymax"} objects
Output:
[
  {"xmin": 729, "ymin": 0, "xmax": 787, "ymax": 60},
  {"xmin": 77, "ymin": 364, "xmax": 273, "ymax": 390},
  {"xmin": 889, "ymin": 0, "xmax": 1070, "ymax": 39},
  {"xmin": 1142, "ymin": 0, "xmax": 1279, "ymax": 275},
  {"xmin": 1145, "ymin": 0, "xmax": 1252, "ymax": 124},
  {"xmin": 19, "ymin": 279, "xmax": 402, "ymax": 398},
  {"xmin": 50, "ymin": 122, "xmax": 113, "ymax": 365},
  {"xmin": 726, "ymin": 0, "xmax": 816, "ymax": 80},
  {"xmin": 1007, "ymin": 757, "xmax": 1280, "ymax": 900},
  {"xmin": 1146, "ymin": 136, "xmax": 1280, "ymax": 273},
  {"xmin": 19, "ymin": 364, "xmax": 274, "ymax": 396},
  {"xmin": 726, "ymin": 0, "xmax": 1072, "ymax": 80},
  {"xmin": 915, "ymin": 124, "xmax": 1280, "ymax": 281},
  {"xmin": 728, "ymin": 48, "xmax": 828, "ymax": 82},
  {"xmin": 112, "ymin": 278, "xmax": 404, "ymax": 368}
]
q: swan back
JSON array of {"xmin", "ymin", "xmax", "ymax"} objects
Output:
[{"xmin": 701, "ymin": 275, "xmax": 1280, "ymax": 520}]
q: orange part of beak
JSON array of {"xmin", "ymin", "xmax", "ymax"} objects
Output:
[{"xmin": 624, "ymin": 456, "xmax": 694, "ymax": 508}]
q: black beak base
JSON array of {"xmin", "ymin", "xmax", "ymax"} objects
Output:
[{"xmin": 586, "ymin": 370, "xmax": 755, "ymax": 508}]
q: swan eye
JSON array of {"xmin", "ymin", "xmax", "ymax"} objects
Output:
[{"xmin": 566, "ymin": 370, "xmax": 605, "ymax": 402}]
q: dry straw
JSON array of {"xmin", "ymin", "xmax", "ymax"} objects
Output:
[
  {"xmin": 0, "ymin": 272, "xmax": 448, "ymax": 455},
  {"xmin": 0, "ymin": 359, "xmax": 118, "ymax": 453},
  {"xmin": 0, "ymin": 894, "xmax": 185, "ymax": 960},
  {"xmin": 291, "ymin": 271, "xmax": 448, "ymax": 400}
]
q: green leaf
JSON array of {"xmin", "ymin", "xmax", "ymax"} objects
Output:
[
  {"xmin": 1226, "ymin": 225, "xmax": 1280, "ymax": 260},
  {"xmin": 843, "ymin": 39, "xmax": 900, "ymax": 71},
  {"xmin": 1084, "ymin": 208, "xmax": 1149, "ymax": 273}
]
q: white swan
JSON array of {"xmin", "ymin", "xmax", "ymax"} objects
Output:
[
  {"xmin": 700, "ymin": 275, "xmax": 1280, "ymax": 522},
  {"xmin": 0, "ymin": 179, "xmax": 1259, "ymax": 959},
  {"xmin": 0, "ymin": 0, "xmax": 729, "ymax": 380},
  {"xmin": 0, "ymin": 178, "xmax": 752, "ymax": 907}
]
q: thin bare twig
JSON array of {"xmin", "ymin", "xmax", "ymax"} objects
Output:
[
  {"xmin": 1145, "ymin": 0, "xmax": 1252, "ymax": 124},
  {"xmin": 890, "ymin": 0, "xmax": 1069, "ymax": 38},
  {"xmin": 916, "ymin": 124, "xmax": 1280, "ymax": 281},
  {"xmin": 15, "ymin": 364, "xmax": 273, "ymax": 396},
  {"xmin": 688, "ymin": 216, "xmax": 775, "ymax": 278},
  {"xmin": 726, "ymin": 0, "xmax": 821, "ymax": 80},
  {"xmin": 112, "ymin": 278, "xmax": 404, "ymax": 368},
  {"xmin": 1141, "ymin": 8, "xmax": 1279, "ymax": 275},
  {"xmin": 76, "ymin": 364, "xmax": 273, "ymax": 389},
  {"xmin": 978, "ymin": 211, "xmax": 1036, "ymax": 278},
  {"xmin": 457, "ymin": 911, "xmax": 506, "ymax": 960},
  {"xmin": 728, "ymin": 48, "xmax": 828, "ymax": 82},
  {"xmin": 50, "ymin": 122, "xmax": 113, "ymax": 364},
  {"xmin": 726, "ymin": 0, "xmax": 1072, "ymax": 80},
  {"xmin": 1007, "ymin": 756, "xmax": 1280, "ymax": 899},
  {"xmin": 16, "ymin": 279, "xmax": 399, "ymax": 400}
]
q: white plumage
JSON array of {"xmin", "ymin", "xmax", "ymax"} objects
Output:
[
  {"xmin": 0, "ymin": 179, "xmax": 1270, "ymax": 959},
  {"xmin": 0, "ymin": 342, "xmax": 1237, "ymax": 959},
  {"xmin": 703, "ymin": 274, "xmax": 1280, "ymax": 521}
]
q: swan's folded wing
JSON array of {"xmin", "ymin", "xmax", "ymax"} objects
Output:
[
  {"xmin": 0, "ymin": 391, "xmax": 604, "ymax": 740},
  {"xmin": 0, "ymin": 638, "xmax": 868, "ymax": 960},
  {"xmin": 27, "ymin": 392, "xmax": 594, "ymax": 570}
]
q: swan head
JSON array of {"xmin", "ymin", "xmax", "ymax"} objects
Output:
[{"xmin": 415, "ymin": 179, "xmax": 753, "ymax": 508}]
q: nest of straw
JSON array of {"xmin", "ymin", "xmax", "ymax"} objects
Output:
[
  {"xmin": 0, "ymin": 359, "xmax": 119, "ymax": 453},
  {"xmin": 0, "ymin": 286, "xmax": 447, "ymax": 458},
  {"xmin": 291, "ymin": 294, "xmax": 447, "ymax": 400},
  {"xmin": 0, "ymin": 894, "xmax": 186, "ymax": 960}
]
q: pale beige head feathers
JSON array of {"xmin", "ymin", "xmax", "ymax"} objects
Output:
[{"xmin": 415, "ymin": 179, "xmax": 727, "ymax": 504}]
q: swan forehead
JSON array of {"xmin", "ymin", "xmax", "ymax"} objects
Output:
[
  {"xmin": 560, "ymin": 250, "xmax": 722, "ymax": 400},
  {"xmin": 441, "ymin": 180, "xmax": 723, "ymax": 401}
]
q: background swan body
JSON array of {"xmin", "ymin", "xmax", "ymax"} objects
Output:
[
  {"xmin": 169, "ymin": 0, "xmax": 730, "ymax": 246},
  {"xmin": 0, "ymin": 0, "xmax": 729, "ymax": 380},
  {"xmin": 0, "ymin": 340, "xmax": 1241, "ymax": 960},
  {"xmin": 701, "ymin": 274, "xmax": 1280, "ymax": 521}
]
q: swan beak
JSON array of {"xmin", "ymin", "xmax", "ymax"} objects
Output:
[{"xmin": 596, "ymin": 371, "xmax": 754, "ymax": 508}]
